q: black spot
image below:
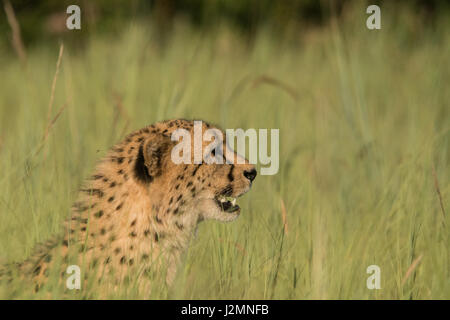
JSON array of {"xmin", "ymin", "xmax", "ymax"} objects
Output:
[
  {"xmin": 114, "ymin": 248, "xmax": 121, "ymax": 255},
  {"xmin": 169, "ymin": 197, "xmax": 173, "ymax": 205},
  {"xmin": 72, "ymin": 202, "xmax": 89, "ymax": 212},
  {"xmin": 186, "ymin": 181, "xmax": 193, "ymax": 187},
  {"xmin": 155, "ymin": 216, "xmax": 162, "ymax": 224},
  {"xmin": 134, "ymin": 144, "xmax": 153, "ymax": 184},
  {"xmin": 131, "ymin": 219, "xmax": 136, "ymax": 226},
  {"xmin": 33, "ymin": 266, "xmax": 41, "ymax": 275},
  {"xmin": 110, "ymin": 182, "xmax": 116, "ymax": 188},
  {"xmin": 144, "ymin": 229, "xmax": 150, "ymax": 237},
  {"xmin": 129, "ymin": 231, "xmax": 137, "ymax": 237},
  {"xmin": 44, "ymin": 255, "xmax": 52, "ymax": 263},
  {"xmin": 120, "ymin": 256, "xmax": 126, "ymax": 264},
  {"xmin": 91, "ymin": 174, "xmax": 103, "ymax": 180},
  {"xmin": 117, "ymin": 157, "xmax": 124, "ymax": 164},
  {"xmin": 175, "ymin": 184, "xmax": 180, "ymax": 190},
  {"xmin": 81, "ymin": 227, "xmax": 86, "ymax": 231},
  {"xmin": 177, "ymin": 194, "xmax": 182, "ymax": 202},
  {"xmin": 116, "ymin": 203, "xmax": 123, "ymax": 210},
  {"xmin": 62, "ymin": 240, "xmax": 69, "ymax": 247},
  {"xmin": 173, "ymin": 208, "xmax": 179, "ymax": 214},
  {"xmin": 108, "ymin": 196, "xmax": 115, "ymax": 202},
  {"xmin": 100, "ymin": 228, "xmax": 106, "ymax": 235},
  {"xmin": 142, "ymin": 254, "xmax": 149, "ymax": 260},
  {"xmin": 175, "ymin": 222, "xmax": 184, "ymax": 230},
  {"xmin": 129, "ymin": 258, "xmax": 134, "ymax": 265},
  {"xmin": 104, "ymin": 257, "xmax": 111, "ymax": 264},
  {"xmin": 154, "ymin": 233, "xmax": 159, "ymax": 242},
  {"xmin": 228, "ymin": 165, "xmax": 235, "ymax": 182},
  {"xmin": 118, "ymin": 169, "xmax": 124, "ymax": 175},
  {"xmin": 94, "ymin": 210, "xmax": 104, "ymax": 218}
]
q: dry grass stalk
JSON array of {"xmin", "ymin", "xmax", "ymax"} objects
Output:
[
  {"xmin": 218, "ymin": 238, "xmax": 247, "ymax": 256},
  {"xmin": 252, "ymin": 75, "xmax": 299, "ymax": 102},
  {"xmin": 432, "ymin": 164, "xmax": 447, "ymax": 226},
  {"xmin": 34, "ymin": 104, "xmax": 67, "ymax": 157},
  {"xmin": 401, "ymin": 254, "xmax": 423, "ymax": 286},
  {"xmin": 280, "ymin": 198, "xmax": 289, "ymax": 235},
  {"xmin": 112, "ymin": 92, "xmax": 131, "ymax": 138},
  {"xmin": 3, "ymin": 0, "xmax": 27, "ymax": 66},
  {"xmin": 44, "ymin": 43, "xmax": 64, "ymax": 140}
]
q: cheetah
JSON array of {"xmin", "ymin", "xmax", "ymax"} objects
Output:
[{"xmin": 1, "ymin": 119, "xmax": 256, "ymax": 294}]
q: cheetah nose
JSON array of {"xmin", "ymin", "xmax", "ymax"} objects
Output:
[{"xmin": 243, "ymin": 169, "xmax": 257, "ymax": 182}]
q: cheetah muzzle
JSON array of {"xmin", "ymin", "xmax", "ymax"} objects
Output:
[{"xmin": 6, "ymin": 119, "xmax": 257, "ymax": 292}]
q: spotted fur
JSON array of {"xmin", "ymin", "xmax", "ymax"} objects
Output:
[{"xmin": 3, "ymin": 119, "xmax": 256, "ymax": 292}]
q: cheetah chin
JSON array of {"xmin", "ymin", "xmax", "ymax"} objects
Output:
[{"xmin": 9, "ymin": 119, "xmax": 257, "ymax": 291}]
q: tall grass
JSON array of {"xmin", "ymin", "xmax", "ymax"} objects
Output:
[{"xmin": 0, "ymin": 4, "xmax": 448, "ymax": 299}]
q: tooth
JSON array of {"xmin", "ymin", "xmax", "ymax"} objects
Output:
[
  {"xmin": 231, "ymin": 198, "xmax": 236, "ymax": 206},
  {"xmin": 220, "ymin": 198, "xmax": 226, "ymax": 203}
]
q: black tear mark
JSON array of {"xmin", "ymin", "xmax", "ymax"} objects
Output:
[
  {"xmin": 133, "ymin": 144, "xmax": 153, "ymax": 184},
  {"xmin": 228, "ymin": 165, "xmax": 234, "ymax": 182},
  {"xmin": 192, "ymin": 164, "xmax": 203, "ymax": 176}
]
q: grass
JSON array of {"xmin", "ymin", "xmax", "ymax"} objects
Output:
[{"xmin": 0, "ymin": 4, "xmax": 448, "ymax": 299}]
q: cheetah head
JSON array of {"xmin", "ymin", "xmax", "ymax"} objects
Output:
[{"xmin": 135, "ymin": 120, "xmax": 256, "ymax": 223}]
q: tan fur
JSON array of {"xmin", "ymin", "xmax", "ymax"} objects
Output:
[{"xmin": 8, "ymin": 119, "xmax": 256, "ymax": 293}]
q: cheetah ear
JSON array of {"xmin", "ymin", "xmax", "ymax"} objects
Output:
[{"xmin": 141, "ymin": 135, "xmax": 173, "ymax": 179}]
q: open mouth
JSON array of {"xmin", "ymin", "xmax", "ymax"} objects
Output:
[{"xmin": 215, "ymin": 195, "xmax": 240, "ymax": 213}]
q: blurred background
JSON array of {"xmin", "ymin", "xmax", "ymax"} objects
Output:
[
  {"xmin": 1, "ymin": 0, "xmax": 449, "ymax": 49},
  {"xmin": 0, "ymin": 0, "xmax": 449, "ymax": 299}
]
